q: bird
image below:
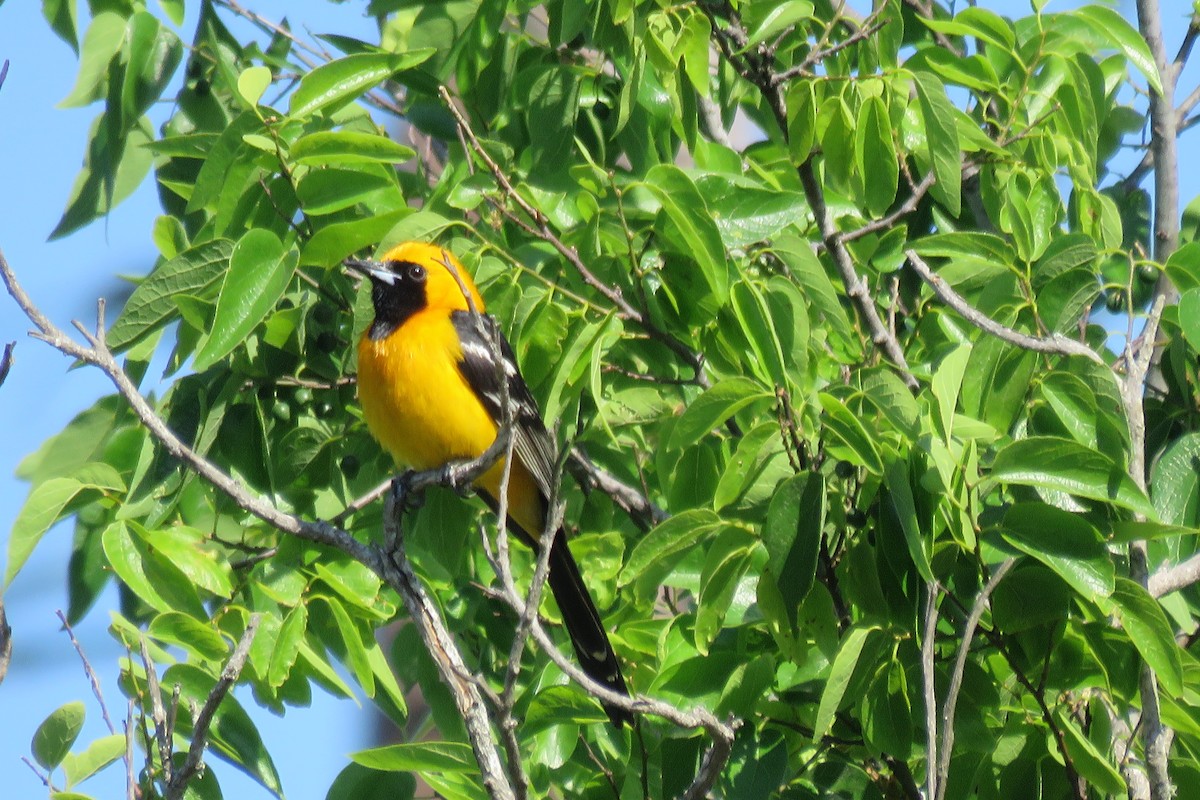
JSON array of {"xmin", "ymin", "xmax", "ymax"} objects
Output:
[{"xmin": 346, "ymin": 241, "xmax": 632, "ymax": 726}]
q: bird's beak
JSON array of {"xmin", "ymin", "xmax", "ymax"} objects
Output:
[{"xmin": 343, "ymin": 257, "xmax": 395, "ymax": 285}]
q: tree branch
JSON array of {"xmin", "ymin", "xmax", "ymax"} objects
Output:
[
  {"xmin": 438, "ymin": 86, "xmax": 713, "ymax": 388},
  {"xmin": 905, "ymin": 250, "xmax": 1106, "ymax": 364},
  {"xmin": 381, "ymin": 488, "xmax": 518, "ymax": 800},
  {"xmin": 935, "ymin": 559, "xmax": 1014, "ymax": 800},
  {"xmin": 164, "ymin": 614, "xmax": 260, "ymax": 800},
  {"xmin": 0, "ymin": 247, "xmax": 382, "ymax": 573}
]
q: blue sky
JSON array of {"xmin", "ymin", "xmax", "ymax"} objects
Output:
[
  {"xmin": 0, "ymin": 0, "xmax": 1184, "ymax": 798},
  {"xmin": 0, "ymin": 3, "xmax": 379, "ymax": 797}
]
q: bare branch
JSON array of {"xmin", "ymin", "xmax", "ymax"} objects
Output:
[
  {"xmin": 438, "ymin": 86, "xmax": 712, "ymax": 386},
  {"xmin": 568, "ymin": 446, "xmax": 668, "ymax": 530},
  {"xmin": 1149, "ymin": 552, "xmax": 1200, "ymax": 597},
  {"xmin": 125, "ymin": 699, "xmax": 137, "ymax": 800},
  {"xmin": 140, "ymin": 640, "xmax": 174, "ymax": 787},
  {"xmin": 381, "ymin": 488, "xmax": 517, "ymax": 800},
  {"xmin": 165, "ymin": 614, "xmax": 260, "ymax": 800},
  {"xmin": 56, "ymin": 611, "xmax": 117, "ymax": 735},
  {"xmin": 905, "ymin": 249, "xmax": 1106, "ymax": 364},
  {"xmin": 935, "ymin": 559, "xmax": 1014, "ymax": 800},
  {"xmin": 921, "ymin": 583, "xmax": 939, "ymax": 800},
  {"xmin": 0, "ymin": 247, "xmax": 382, "ymax": 574}
]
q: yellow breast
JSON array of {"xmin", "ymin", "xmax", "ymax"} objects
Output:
[{"xmin": 356, "ymin": 310, "xmax": 499, "ymax": 471}]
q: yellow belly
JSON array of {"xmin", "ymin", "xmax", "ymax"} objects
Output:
[
  {"xmin": 357, "ymin": 311, "xmax": 497, "ymax": 470},
  {"xmin": 356, "ymin": 311, "xmax": 547, "ymax": 536}
]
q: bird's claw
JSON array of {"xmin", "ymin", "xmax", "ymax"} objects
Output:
[{"xmin": 391, "ymin": 470, "xmax": 426, "ymax": 512}]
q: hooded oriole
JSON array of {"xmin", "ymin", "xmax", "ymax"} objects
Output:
[{"xmin": 346, "ymin": 241, "xmax": 631, "ymax": 726}]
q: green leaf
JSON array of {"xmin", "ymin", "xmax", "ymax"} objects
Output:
[
  {"xmin": 883, "ymin": 455, "xmax": 934, "ymax": 583},
  {"xmin": 813, "ymin": 626, "xmax": 879, "ymax": 741},
  {"xmin": 289, "ymin": 50, "xmax": 434, "ymax": 119},
  {"xmin": 158, "ymin": 0, "xmax": 185, "ymax": 25},
  {"xmin": 350, "ymin": 741, "xmax": 477, "ymax": 773},
  {"xmin": 695, "ymin": 177, "xmax": 809, "ymax": 250},
  {"xmin": 1068, "ymin": 6, "xmax": 1161, "ymax": 95},
  {"xmin": 1000, "ymin": 503, "xmax": 1114, "ymax": 601},
  {"xmin": 920, "ymin": 7, "xmax": 1014, "ymax": 51},
  {"xmin": 912, "ymin": 72, "xmax": 961, "ymax": 216},
  {"xmin": 762, "ymin": 473, "xmax": 825, "ymax": 626},
  {"xmin": 1055, "ymin": 709, "xmax": 1125, "ymax": 796},
  {"xmin": 268, "ymin": 604, "xmax": 308, "ymax": 687},
  {"xmin": 301, "ymin": 209, "xmax": 412, "ymax": 269},
  {"xmin": 1038, "ymin": 371, "xmax": 1099, "ymax": 448},
  {"xmin": 989, "ymin": 437, "xmax": 1157, "ymax": 520},
  {"xmin": 1107, "ymin": 578, "xmax": 1183, "ymax": 697},
  {"xmin": 296, "ymin": 166, "xmax": 402, "ymax": 216},
  {"xmin": 742, "ymin": 1, "xmax": 815, "ymax": 48},
  {"xmin": 1166, "ymin": 242, "xmax": 1200, "ymax": 292},
  {"xmin": 326, "ymin": 764, "xmax": 416, "ymax": 800},
  {"xmin": 43, "ymin": 0, "xmax": 80, "ymax": 53},
  {"xmin": 7, "ymin": 477, "xmax": 84, "ymax": 586},
  {"xmin": 107, "ymin": 240, "xmax": 233, "ymax": 352},
  {"xmin": 1150, "ymin": 433, "xmax": 1200, "ymax": 526},
  {"xmin": 621, "ymin": 509, "xmax": 725, "ymax": 585},
  {"xmin": 237, "ymin": 65, "xmax": 273, "ymax": 107},
  {"xmin": 316, "ymin": 595, "xmax": 374, "ymax": 693},
  {"xmin": 713, "ymin": 423, "xmax": 779, "ymax": 510},
  {"xmin": 644, "ymin": 164, "xmax": 731, "ymax": 302},
  {"xmin": 730, "ymin": 280, "xmax": 787, "ymax": 387},
  {"xmin": 193, "ymin": 230, "xmax": 298, "ymax": 371},
  {"xmin": 32, "ymin": 701, "xmax": 86, "ymax": 770},
  {"xmin": 695, "ymin": 529, "xmax": 756, "ymax": 654},
  {"xmin": 148, "ymin": 612, "xmax": 230, "ymax": 662},
  {"xmin": 101, "ymin": 522, "xmax": 205, "ymax": 616},
  {"xmin": 786, "ymin": 80, "xmax": 817, "ymax": 162},
  {"xmin": 668, "ymin": 378, "xmax": 769, "ymax": 451},
  {"xmin": 818, "ymin": 393, "xmax": 884, "ymax": 475},
  {"xmin": 525, "ymin": 685, "xmax": 608, "ymax": 734},
  {"xmin": 1179, "ymin": 288, "xmax": 1200, "ymax": 356},
  {"xmin": 856, "ymin": 95, "xmax": 898, "ymax": 217},
  {"xmin": 8, "ymin": 461, "xmax": 124, "ymax": 585},
  {"xmin": 930, "ymin": 344, "xmax": 970, "ymax": 442},
  {"xmin": 59, "ymin": 12, "xmax": 125, "ymax": 107},
  {"xmin": 61, "ymin": 733, "xmax": 126, "ymax": 788},
  {"xmin": 120, "ymin": 12, "xmax": 182, "ymax": 124},
  {"xmin": 289, "ymin": 130, "xmax": 416, "ymax": 165}
]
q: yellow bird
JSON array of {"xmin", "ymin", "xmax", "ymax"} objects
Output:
[{"xmin": 347, "ymin": 242, "xmax": 631, "ymax": 725}]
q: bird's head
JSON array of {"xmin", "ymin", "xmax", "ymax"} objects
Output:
[{"xmin": 345, "ymin": 242, "xmax": 486, "ymax": 328}]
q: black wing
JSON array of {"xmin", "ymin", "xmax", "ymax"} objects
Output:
[{"xmin": 450, "ymin": 311, "xmax": 559, "ymax": 501}]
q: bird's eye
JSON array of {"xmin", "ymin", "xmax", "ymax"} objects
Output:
[{"xmin": 407, "ymin": 263, "xmax": 427, "ymax": 282}]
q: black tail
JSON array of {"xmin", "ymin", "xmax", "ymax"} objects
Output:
[{"xmin": 545, "ymin": 531, "xmax": 632, "ymax": 727}]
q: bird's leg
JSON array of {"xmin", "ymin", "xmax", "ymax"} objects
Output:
[{"xmin": 392, "ymin": 470, "xmax": 425, "ymax": 513}]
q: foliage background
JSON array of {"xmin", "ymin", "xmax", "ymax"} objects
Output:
[{"xmin": 4, "ymin": 0, "xmax": 1200, "ymax": 798}]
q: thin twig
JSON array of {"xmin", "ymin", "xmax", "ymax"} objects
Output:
[
  {"xmin": 0, "ymin": 247, "xmax": 382, "ymax": 573},
  {"xmin": 140, "ymin": 640, "xmax": 174, "ymax": 786},
  {"xmin": 935, "ymin": 559, "xmax": 1014, "ymax": 800},
  {"xmin": 382, "ymin": 488, "xmax": 518, "ymax": 800},
  {"xmin": 125, "ymin": 698, "xmax": 137, "ymax": 800},
  {"xmin": 921, "ymin": 583, "xmax": 940, "ymax": 800},
  {"xmin": 164, "ymin": 614, "xmax": 260, "ymax": 800},
  {"xmin": 56, "ymin": 611, "xmax": 117, "ymax": 735},
  {"xmin": 905, "ymin": 249, "xmax": 1105, "ymax": 364},
  {"xmin": 439, "ymin": 86, "xmax": 712, "ymax": 386}
]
